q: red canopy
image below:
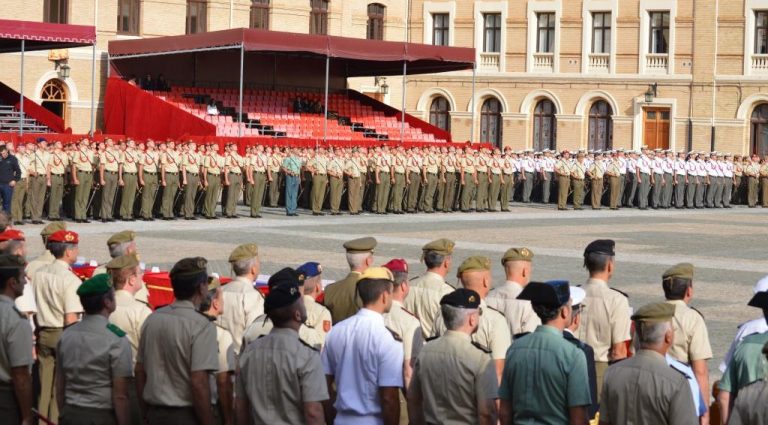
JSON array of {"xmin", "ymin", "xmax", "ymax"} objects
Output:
[
  {"xmin": 0, "ymin": 19, "xmax": 96, "ymax": 53},
  {"xmin": 108, "ymin": 28, "xmax": 474, "ymax": 77}
]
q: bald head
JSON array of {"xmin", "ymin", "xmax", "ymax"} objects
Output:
[
  {"xmin": 459, "ymin": 269, "xmax": 492, "ymax": 297},
  {"xmin": 503, "ymin": 260, "xmax": 532, "ymax": 285}
]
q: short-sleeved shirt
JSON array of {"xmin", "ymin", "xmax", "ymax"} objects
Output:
[
  {"xmin": 600, "ymin": 350, "xmax": 697, "ymax": 425},
  {"xmin": 486, "ymin": 281, "xmax": 541, "ymax": 338},
  {"xmin": 410, "ymin": 331, "xmax": 498, "ymax": 425},
  {"xmin": 577, "ymin": 278, "xmax": 631, "ymax": 362},
  {"xmin": 719, "ymin": 332, "xmax": 768, "ymax": 396},
  {"xmin": 728, "ymin": 379, "xmax": 768, "ymax": 425},
  {"xmin": 56, "ymin": 314, "xmax": 133, "ymax": 409},
  {"xmin": 109, "ymin": 290, "xmax": 152, "ymax": 365},
  {"xmin": 499, "ymin": 325, "xmax": 591, "ymax": 424},
  {"xmin": 666, "ymin": 354, "xmax": 707, "ymax": 417},
  {"xmin": 719, "ymin": 318, "xmax": 768, "ymax": 372},
  {"xmin": 383, "ymin": 300, "xmax": 423, "ymax": 362},
  {"xmin": 321, "ymin": 308, "xmax": 404, "ymax": 424},
  {"xmin": 218, "ymin": 276, "xmax": 264, "ymax": 354},
  {"xmin": 242, "ymin": 314, "xmax": 325, "ymax": 351},
  {"xmin": 282, "ymin": 156, "xmax": 302, "ymax": 175},
  {"xmin": 137, "ymin": 300, "xmax": 218, "ymax": 406},
  {"xmin": 433, "ymin": 300, "xmax": 511, "ymax": 361},
  {"xmin": 403, "ymin": 271, "xmax": 453, "ymax": 339},
  {"xmin": 304, "ymin": 295, "xmax": 332, "ymax": 346},
  {"xmin": 237, "ymin": 327, "xmax": 329, "ymax": 425},
  {"xmin": 210, "ymin": 325, "xmax": 236, "ymax": 404},
  {"xmin": 666, "ymin": 299, "xmax": 713, "ymax": 363},
  {"xmin": 32, "ymin": 259, "xmax": 83, "ymax": 327},
  {"xmin": 0, "ymin": 295, "xmax": 33, "ymax": 384}
]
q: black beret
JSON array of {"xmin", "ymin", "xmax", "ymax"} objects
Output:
[
  {"xmin": 584, "ymin": 239, "xmax": 615, "ymax": 256},
  {"xmin": 267, "ymin": 267, "xmax": 301, "ymax": 289},
  {"xmin": 440, "ymin": 288, "xmax": 481, "ymax": 309},
  {"xmin": 264, "ymin": 283, "xmax": 301, "ymax": 313},
  {"xmin": 748, "ymin": 291, "xmax": 768, "ymax": 309},
  {"xmin": 518, "ymin": 281, "xmax": 570, "ymax": 308}
]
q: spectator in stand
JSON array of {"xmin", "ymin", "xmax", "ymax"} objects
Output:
[
  {"xmin": 126, "ymin": 74, "xmax": 138, "ymax": 86},
  {"xmin": 207, "ymin": 99, "xmax": 220, "ymax": 116},
  {"xmin": 140, "ymin": 73, "xmax": 155, "ymax": 91},
  {"xmin": 0, "ymin": 145, "xmax": 21, "ymax": 215},
  {"xmin": 155, "ymin": 74, "xmax": 170, "ymax": 92}
]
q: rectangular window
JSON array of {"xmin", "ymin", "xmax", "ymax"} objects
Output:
[
  {"xmin": 250, "ymin": 0, "xmax": 270, "ymax": 30},
  {"xmin": 186, "ymin": 0, "xmax": 208, "ymax": 34},
  {"xmin": 536, "ymin": 12, "xmax": 556, "ymax": 53},
  {"xmin": 756, "ymin": 11, "xmax": 768, "ymax": 54},
  {"xmin": 367, "ymin": 4, "xmax": 385, "ymax": 40},
  {"xmin": 483, "ymin": 13, "xmax": 502, "ymax": 53},
  {"xmin": 44, "ymin": 0, "xmax": 68, "ymax": 24},
  {"xmin": 649, "ymin": 11, "xmax": 670, "ymax": 54},
  {"xmin": 117, "ymin": 0, "xmax": 140, "ymax": 35},
  {"xmin": 592, "ymin": 12, "xmax": 611, "ymax": 54},
  {"xmin": 432, "ymin": 13, "xmax": 449, "ymax": 46},
  {"xmin": 310, "ymin": 0, "xmax": 329, "ymax": 35}
]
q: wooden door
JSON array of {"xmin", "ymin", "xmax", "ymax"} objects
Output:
[{"xmin": 643, "ymin": 108, "xmax": 670, "ymax": 150}]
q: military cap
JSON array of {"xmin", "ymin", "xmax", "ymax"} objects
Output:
[
  {"xmin": 41, "ymin": 221, "xmax": 66, "ymax": 237},
  {"xmin": 107, "ymin": 230, "xmax": 135, "ymax": 245},
  {"xmin": 501, "ymin": 247, "xmax": 533, "ymax": 265},
  {"xmin": 631, "ymin": 302, "xmax": 676, "ymax": 323},
  {"xmin": 584, "ymin": 239, "xmax": 615, "ymax": 256},
  {"xmin": 663, "ymin": 263, "xmax": 694, "ymax": 281},
  {"xmin": 264, "ymin": 283, "xmax": 302, "ymax": 313},
  {"xmin": 0, "ymin": 229, "xmax": 25, "ymax": 242},
  {"xmin": 229, "ymin": 243, "xmax": 259, "ymax": 262},
  {"xmin": 383, "ymin": 258, "xmax": 408, "ymax": 274},
  {"xmin": 422, "ymin": 238, "xmax": 455, "ymax": 255},
  {"xmin": 359, "ymin": 266, "xmax": 394, "ymax": 282},
  {"xmin": 297, "ymin": 262, "xmax": 322, "ymax": 278},
  {"xmin": 440, "ymin": 288, "xmax": 481, "ymax": 309},
  {"xmin": 106, "ymin": 253, "xmax": 140, "ymax": 270},
  {"xmin": 169, "ymin": 257, "xmax": 208, "ymax": 279},
  {"xmin": 47, "ymin": 230, "xmax": 79, "ymax": 244},
  {"xmin": 457, "ymin": 256, "xmax": 491, "ymax": 275},
  {"xmin": 268, "ymin": 267, "xmax": 301, "ymax": 288},
  {"xmin": 753, "ymin": 276, "xmax": 768, "ymax": 294},
  {"xmin": 343, "ymin": 236, "xmax": 377, "ymax": 253},
  {"xmin": 748, "ymin": 291, "xmax": 768, "ymax": 309},
  {"xmin": 77, "ymin": 274, "xmax": 113, "ymax": 297},
  {"xmin": 208, "ymin": 276, "xmax": 221, "ymax": 291},
  {"xmin": 570, "ymin": 286, "xmax": 586, "ymax": 306},
  {"xmin": 0, "ymin": 254, "xmax": 26, "ymax": 269},
  {"xmin": 518, "ymin": 280, "xmax": 570, "ymax": 308}
]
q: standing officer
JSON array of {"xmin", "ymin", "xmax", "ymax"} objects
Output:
[
  {"xmin": 540, "ymin": 149, "xmax": 555, "ymax": 204},
  {"xmin": 408, "ymin": 288, "xmax": 498, "ymax": 425},
  {"xmin": 442, "ymin": 147, "xmax": 459, "ymax": 212},
  {"xmin": 0, "ymin": 254, "xmax": 33, "ymax": 425},
  {"xmin": 571, "ymin": 152, "xmax": 587, "ymax": 210},
  {"xmin": 587, "ymin": 153, "xmax": 605, "ymax": 210},
  {"xmin": 247, "ymin": 145, "xmax": 268, "ymax": 218},
  {"xmin": 499, "ymin": 281, "xmax": 592, "ymax": 425},
  {"xmin": 199, "ymin": 277, "xmax": 235, "ymax": 425},
  {"xmin": 745, "ymin": 154, "xmax": 760, "ymax": 207},
  {"xmin": 99, "ymin": 140, "xmax": 120, "ymax": 222},
  {"xmin": 223, "ymin": 144, "xmax": 244, "ymax": 218},
  {"xmin": 136, "ymin": 257, "xmax": 218, "ymax": 425},
  {"xmin": 404, "ymin": 238, "xmax": 455, "ymax": 338},
  {"xmin": 138, "ymin": 140, "xmax": 160, "ymax": 221},
  {"xmin": 488, "ymin": 149, "xmax": 503, "ymax": 211},
  {"xmin": 500, "ymin": 150, "xmax": 515, "ymax": 211},
  {"xmin": 577, "ymin": 239, "xmax": 630, "ymax": 401},
  {"xmin": 268, "ymin": 148, "xmax": 283, "ymax": 208},
  {"xmin": 71, "ymin": 139, "xmax": 95, "ymax": 223},
  {"xmin": 421, "ymin": 148, "xmax": 439, "ymax": 213},
  {"xmin": 0, "ymin": 145, "xmax": 20, "ymax": 216},
  {"xmin": 606, "ymin": 153, "xmax": 622, "ymax": 210},
  {"xmin": 11, "ymin": 144, "xmax": 29, "ymax": 225},
  {"xmin": 674, "ymin": 150, "xmax": 688, "ymax": 208},
  {"xmin": 727, "ymin": 342, "xmax": 768, "ymax": 425},
  {"xmin": 281, "ymin": 148, "xmax": 302, "ymax": 216},
  {"xmin": 28, "ymin": 139, "xmax": 50, "ymax": 224},
  {"xmin": 221, "ymin": 243, "xmax": 264, "ymax": 354},
  {"xmin": 236, "ymin": 282, "xmax": 328, "ymax": 425},
  {"xmin": 344, "ymin": 150, "xmax": 363, "ymax": 215},
  {"xmin": 323, "ymin": 237, "xmax": 376, "ymax": 323},
  {"xmin": 375, "ymin": 146, "xmax": 392, "ymax": 214},
  {"xmin": 46, "ymin": 142, "xmax": 68, "ymax": 221},
  {"xmin": 405, "ymin": 148, "xmax": 422, "ymax": 213},
  {"xmin": 202, "ymin": 144, "xmax": 224, "ymax": 219},
  {"xmin": 308, "ymin": 148, "xmax": 329, "ymax": 216},
  {"xmin": 55, "ymin": 274, "xmax": 133, "ymax": 425},
  {"xmin": 599, "ymin": 302, "xmax": 697, "ymax": 425},
  {"xmin": 460, "ymin": 148, "xmax": 477, "ymax": 212},
  {"xmin": 327, "ymin": 150, "xmax": 345, "ymax": 215},
  {"xmin": 554, "ymin": 150, "xmax": 571, "ymax": 210},
  {"xmin": 181, "ymin": 142, "xmax": 202, "ymax": 220},
  {"xmin": 107, "ymin": 253, "xmax": 151, "ymax": 364},
  {"xmin": 297, "ymin": 262, "xmax": 333, "ymax": 345},
  {"xmin": 486, "ymin": 248, "xmax": 540, "ymax": 338},
  {"xmin": 119, "ymin": 139, "xmax": 140, "ymax": 221},
  {"xmin": 521, "ymin": 150, "xmax": 535, "ymax": 203},
  {"xmin": 160, "ymin": 141, "xmax": 181, "ymax": 220}
]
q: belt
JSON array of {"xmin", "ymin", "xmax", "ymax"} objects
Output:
[
  {"xmin": 147, "ymin": 405, "xmax": 194, "ymax": 412},
  {"xmin": 124, "ymin": 172, "xmax": 137, "ymax": 175},
  {"xmin": 187, "ymin": 172, "xmax": 198, "ymax": 176},
  {"xmin": 165, "ymin": 171, "xmax": 178, "ymax": 175},
  {"xmin": 316, "ymin": 173, "xmax": 327, "ymax": 176},
  {"xmin": 39, "ymin": 326, "xmax": 63, "ymax": 331},
  {"xmin": 253, "ymin": 171, "xmax": 265, "ymax": 174},
  {"xmin": 51, "ymin": 173, "xmax": 64, "ymax": 177},
  {"xmin": 77, "ymin": 170, "xmax": 92, "ymax": 173},
  {"xmin": 427, "ymin": 172, "xmax": 438, "ymax": 175},
  {"xmin": 144, "ymin": 171, "xmax": 158, "ymax": 175},
  {"xmin": 106, "ymin": 171, "xmax": 118, "ymax": 175},
  {"xmin": 228, "ymin": 172, "xmax": 241, "ymax": 175},
  {"xmin": 207, "ymin": 172, "xmax": 220, "ymax": 176},
  {"xmin": 572, "ymin": 178, "xmax": 584, "ymax": 181}
]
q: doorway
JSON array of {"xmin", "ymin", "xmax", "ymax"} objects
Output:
[
  {"xmin": 40, "ymin": 79, "xmax": 67, "ymax": 123},
  {"xmin": 643, "ymin": 107, "xmax": 670, "ymax": 150}
]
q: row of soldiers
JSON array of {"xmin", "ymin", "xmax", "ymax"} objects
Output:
[{"xmin": 2, "ymin": 223, "xmax": 768, "ymax": 424}]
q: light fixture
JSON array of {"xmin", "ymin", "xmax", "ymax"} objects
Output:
[
  {"xmin": 644, "ymin": 83, "xmax": 658, "ymax": 103},
  {"xmin": 55, "ymin": 60, "xmax": 70, "ymax": 79},
  {"xmin": 380, "ymin": 81, "xmax": 389, "ymax": 95},
  {"xmin": 375, "ymin": 76, "xmax": 389, "ymax": 94}
]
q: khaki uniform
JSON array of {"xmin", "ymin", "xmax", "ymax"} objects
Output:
[
  {"xmin": 303, "ymin": 295, "xmax": 332, "ymax": 346},
  {"xmin": 406, "ymin": 155, "xmax": 422, "ymax": 212},
  {"xmin": 56, "ymin": 315, "xmax": 133, "ymax": 425},
  {"xmin": 606, "ymin": 160, "xmax": 622, "ymax": 209},
  {"xmin": 571, "ymin": 161, "xmax": 587, "ymax": 209},
  {"xmin": 588, "ymin": 161, "xmax": 605, "ymax": 209},
  {"xmin": 249, "ymin": 152, "xmax": 268, "ymax": 216},
  {"xmin": 421, "ymin": 154, "xmax": 439, "ymax": 212},
  {"xmin": 384, "ymin": 300, "xmax": 424, "ymax": 364},
  {"xmin": 442, "ymin": 154, "xmax": 458, "ymax": 212},
  {"xmin": 140, "ymin": 150, "xmax": 160, "ymax": 219},
  {"xmin": 389, "ymin": 154, "xmax": 407, "ymax": 213},
  {"xmin": 11, "ymin": 152, "xmax": 30, "ymax": 221},
  {"xmin": 729, "ymin": 379, "xmax": 768, "ymax": 425},
  {"xmin": 308, "ymin": 155, "xmax": 328, "ymax": 214},
  {"xmin": 486, "ymin": 281, "xmax": 541, "ymax": 338},
  {"xmin": 665, "ymin": 299, "xmax": 713, "ymax": 363},
  {"xmin": 119, "ymin": 149, "xmax": 140, "ymax": 219},
  {"xmin": 745, "ymin": 162, "xmax": 760, "ymax": 207},
  {"xmin": 0, "ymin": 294, "xmax": 34, "ymax": 424},
  {"xmin": 344, "ymin": 158, "xmax": 363, "ymax": 214},
  {"xmin": 109, "ymin": 290, "xmax": 152, "ymax": 365},
  {"xmin": 100, "ymin": 149, "xmax": 121, "ymax": 220},
  {"xmin": 403, "ymin": 272, "xmax": 454, "ymax": 339},
  {"xmin": 182, "ymin": 152, "xmax": 202, "ymax": 218},
  {"xmin": 267, "ymin": 153, "xmax": 282, "ymax": 207},
  {"xmin": 375, "ymin": 154, "xmax": 392, "ymax": 213},
  {"xmin": 160, "ymin": 150, "xmax": 181, "ymax": 218},
  {"xmin": 203, "ymin": 153, "xmax": 224, "ymax": 218},
  {"xmin": 475, "ymin": 155, "xmax": 490, "ymax": 210},
  {"xmin": 72, "ymin": 149, "xmax": 95, "ymax": 220},
  {"xmin": 28, "ymin": 149, "xmax": 50, "ymax": 221},
  {"xmin": 218, "ymin": 277, "xmax": 265, "ymax": 354},
  {"xmin": 210, "ymin": 325, "xmax": 235, "ymax": 408},
  {"xmin": 410, "ymin": 331, "xmax": 498, "ymax": 425},
  {"xmin": 555, "ymin": 158, "xmax": 571, "ymax": 209},
  {"xmin": 488, "ymin": 156, "xmax": 503, "ymax": 211},
  {"xmin": 327, "ymin": 157, "xmax": 345, "ymax": 213},
  {"xmin": 236, "ymin": 328, "xmax": 328, "ymax": 425},
  {"xmin": 323, "ymin": 271, "xmax": 362, "ymax": 324},
  {"xmin": 224, "ymin": 153, "xmax": 244, "ymax": 217},
  {"xmin": 241, "ymin": 314, "xmax": 325, "ymax": 350},
  {"xmin": 48, "ymin": 151, "xmax": 69, "ymax": 220},
  {"xmin": 501, "ymin": 157, "xmax": 515, "ymax": 211},
  {"xmin": 761, "ymin": 163, "xmax": 768, "ymax": 207},
  {"xmin": 460, "ymin": 156, "xmax": 476, "ymax": 211},
  {"xmin": 432, "ymin": 300, "xmax": 512, "ymax": 361}
]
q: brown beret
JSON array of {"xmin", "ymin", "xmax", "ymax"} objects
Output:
[
  {"xmin": 631, "ymin": 302, "xmax": 676, "ymax": 323},
  {"xmin": 343, "ymin": 237, "xmax": 377, "ymax": 253},
  {"xmin": 457, "ymin": 256, "xmax": 491, "ymax": 275},
  {"xmin": 502, "ymin": 247, "xmax": 534, "ymax": 265},
  {"xmin": 228, "ymin": 243, "xmax": 259, "ymax": 262},
  {"xmin": 41, "ymin": 221, "xmax": 66, "ymax": 237},
  {"xmin": 663, "ymin": 263, "xmax": 694, "ymax": 281},
  {"xmin": 422, "ymin": 238, "xmax": 455, "ymax": 256},
  {"xmin": 105, "ymin": 253, "xmax": 140, "ymax": 270},
  {"xmin": 107, "ymin": 230, "xmax": 136, "ymax": 245}
]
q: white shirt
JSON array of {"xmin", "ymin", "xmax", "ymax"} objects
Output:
[
  {"xmin": 718, "ymin": 318, "xmax": 768, "ymax": 372},
  {"xmin": 522, "ymin": 157, "xmax": 536, "ymax": 173},
  {"xmin": 618, "ymin": 157, "xmax": 628, "ymax": 175},
  {"xmin": 674, "ymin": 159, "xmax": 687, "ymax": 176},
  {"xmin": 723, "ymin": 161, "xmax": 734, "ymax": 178},
  {"xmin": 321, "ymin": 308, "xmax": 404, "ymax": 424},
  {"xmin": 637, "ymin": 156, "xmax": 652, "ymax": 174}
]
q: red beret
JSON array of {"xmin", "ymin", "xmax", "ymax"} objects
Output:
[
  {"xmin": 0, "ymin": 229, "xmax": 25, "ymax": 242},
  {"xmin": 48, "ymin": 230, "xmax": 79, "ymax": 244},
  {"xmin": 383, "ymin": 258, "xmax": 408, "ymax": 274}
]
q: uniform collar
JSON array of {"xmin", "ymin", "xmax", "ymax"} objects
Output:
[
  {"xmin": 391, "ymin": 299, "xmax": 403, "ymax": 309},
  {"xmin": 172, "ymin": 299, "xmax": 197, "ymax": 310},
  {"xmin": 665, "ymin": 299, "xmax": 688, "ymax": 307},
  {"xmin": 230, "ymin": 276, "xmax": 257, "ymax": 291},
  {"xmin": 358, "ymin": 307, "xmax": 384, "ymax": 322},
  {"xmin": 535, "ymin": 325, "xmax": 564, "ymax": 336},
  {"xmin": 636, "ymin": 349, "xmax": 666, "ymax": 363},
  {"xmin": 114, "ymin": 289, "xmax": 136, "ymax": 301},
  {"xmin": 82, "ymin": 314, "xmax": 108, "ymax": 325},
  {"xmin": 55, "ymin": 259, "xmax": 73, "ymax": 270},
  {"xmin": 504, "ymin": 280, "xmax": 524, "ymax": 290},
  {"xmin": 586, "ymin": 277, "xmax": 608, "ymax": 286},
  {"xmin": 445, "ymin": 330, "xmax": 472, "ymax": 341},
  {"xmin": 270, "ymin": 327, "xmax": 299, "ymax": 337}
]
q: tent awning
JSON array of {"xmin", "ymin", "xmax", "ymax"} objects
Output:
[
  {"xmin": 108, "ymin": 28, "xmax": 475, "ymax": 76},
  {"xmin": 0, "ymin": 19, "xmax": 96, "ymax": 53}
]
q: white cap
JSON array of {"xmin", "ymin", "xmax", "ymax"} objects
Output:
[
  {"xmin": 754, "ymin": 276, "xmax": 768, "ymax": 294},
  {"xmin": 570, "ymin": 286, "xmax": 586, "ymax": 306}
]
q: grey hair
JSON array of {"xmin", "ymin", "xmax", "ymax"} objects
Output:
[
  {"xmin": 346, "ymin": 252, "xmax": 371, "ymax": 270},
  {"xmin": 441, "ymin": 304, "xmax": 477, "ymax": 331},
  {"xmin": 108, "ymin": 241, "xmax": 134, "ymax": 258},
  {"xmin": 635, "ymin": 321, "xmax": 672, "ymax": 348},
  {"xmin": 232, "ymin": 257, "xmax": 258, "ymax": 276}
]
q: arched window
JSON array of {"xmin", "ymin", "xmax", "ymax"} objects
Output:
[
  {"xmin": 186, "ymin": 0, "xmax": 207, "ymax": 34},
  {"xmin": 751, "ymin": 104, "xmax": 768, "ymax": 156},
  {"xmin": 532, "ymin": 99, "xmax": 557, "ymax": 151},
  {"xmin": 250, "ymin": 0, "xmax": 269, "ymax": 29},
  {"xmin": 310, "ymin": 0, "xmax": 329, "ymax": 35},
  {"xmin": 588, "ymin": 100, "xmax": 613, "ymax": 151},
  {"xmin": 367, "ymin": 4, "xmax": 385, "ymax": 40},
  {"xmin": 480, "ymin": 98, "xmax": 502, "ymax": 147},
  {"xmin": 117, "ymin": 0, "xmax": 140, "ymax": 34},
  {"xmin": 429, "ymin": 96, "xmax": 450, "ymax": 132},
  {"xmin": 40, "ymin": 79, "xmax": 68, "ymax": 121}
]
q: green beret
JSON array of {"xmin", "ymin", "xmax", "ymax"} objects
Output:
[
  {"xmin": 229, "ymin": 243, "xmax": 259, "ymax": 262},
  {"xmin": 440, "ymin": 288, "xmax": 481, "ymax": 309},
  {"xmin": 457, "ymin": 256, "xmax": 491, "ymax": 275},
  {"xmin": 40, "ymin": 221, "xmax": 66, "ymax": 237},
  {"xmin": 77, "ymin": 274, "xmax": 113, "ymax": 297},
  {"xmin": 0, "ymin": 254, "xmax": 27, "ymax": 269},
  {"xmin": 422, "ymin": 238, "xmax": 455, "ymax": 256},
  {"xmin": 631, "ymin": 302, "xmax": 676, "ymax": 323},
  {"xmin": 343, "ymin": 236, "xmax": 377, "ymax": 253},
  {"xmin": 107, "ymin": 230, "xmax": 136, "ymax": 245},
  {"xmin": 106, "ymin": 253, "xmax": 140, "ymax": 270},
  {"xmin": 502, "ymin": 247, "xmax": 534, "ymax": 265},
  {"xmin": 663, "ymin": 263, "xmax": 694, "ymax": 281},
  {"xmin": 169, "ymin": 257, "xmax": 208, "ymax": 279}
]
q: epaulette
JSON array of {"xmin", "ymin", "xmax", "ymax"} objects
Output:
[
  {"xmin": 486, "ymin": 305, "xmax": 505, "ymax": 317},
  {"xmin": 513, "ymin": 332, "xmax": 530, "ymax": 340},
  {"xmin": 400, "ymin": 306, "xmax": 418, "ymax": 318},
  {"xmin": 668, "ymin": 364, "xmax": 690, "ymax": 379},
  {"xmin": 425, "ymin": 335, "xmax": 440, "ymax": 342},
  {"xmin": 690, "ymin": 306, "xmax": 704, "ymax": 319},
  {"xmin": 408, "ymin": 275, "xmax": 422, "ymax": 283},
  {"xmin": 107, "ymin": 323, "xmax": 126, "ymax": 338},
  {"xmin": 386, "ymin": 326, "xmax": 403, "ymax": 342},
  {"xmin": 610, "ymin": 287, "xmax": 629, "ymax": 298},
  {"xmin": 299, "ymin": 338, "xmax": 320, "ymax": 352},
  {"xmin": 472, "ymin": 341, "xmax": 492, "ymax": 354},
  {"xmin": 198, "ymin": 310, "xmax": 215, "ymax": 321},
  {"xmin": 12, "ymin": 306, "xmax": 26, "ymax": 319}
]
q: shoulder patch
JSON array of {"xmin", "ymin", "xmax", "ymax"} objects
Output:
[
  {"xmin": 12, "ymin": 306, "xmax": 26, "ymax": 319},
  {"xmin": 690, "ymin": 306, "xmax": 705, "ymax": 319},
  {"xmin": 386, "ymin": 326, "xmax": 403, "ymax": 342},
  {"xmin": 299, "ymin": 338, "xmax": 320, "ymax": 352},
  {"xmin": 107, "ymin": 323, "xmax": 126, "ymax": 337},
  {"xmin": 610, "ymin": 287, "xmax": 629, "ymax": 298},
  {"xmin": 472, "ymin": 340, "xmax": 492, "ymax": 354}
]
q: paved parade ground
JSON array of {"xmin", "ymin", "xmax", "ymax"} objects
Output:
[{"xmin": 22, "ymin": 205, "xmax": 768, "ymax": 379}]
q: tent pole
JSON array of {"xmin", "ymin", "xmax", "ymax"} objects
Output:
[
  {"xmin": 90, "ymin": 42, "xmax": 97, "ymax": 136},
  {"xmin": 19, "ymin": 39, "xmax": 25, "ymax": 137},
  {"xmin": 238, "ymin": 44, "xmax": 244, "ymax": 137},
  {"xmin": 400, "ymin": 61, "xmax": 406, "ymax": 143},
  {"xmin": 470, "ymin": 65, "xmax": 476, "ymax": 144},
  {"xmin": 323, "ymin": 56, "xmax": 329, "ymax": 145}
]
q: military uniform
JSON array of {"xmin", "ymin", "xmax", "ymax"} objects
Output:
[
  {"xmin": 375, "ymin": 153, "xmax": 392, "ymax": 213},
  {"xmin": 588, "ymin": 157, "xmax": 604, "ymax": 209},
  {"xmin": 160, "ymin": 148, "xmax": 181, "ymax": 219},
  {"xmin": 421, "ymin": 153, "xmax": 439, "ymax": 212},
  {"xmin": 327, "ymin": 156, "xmax": 345, "ymax": 214},
  {"xmin": 219, "ymin": 276, "xmax": 264, "ymax": 354},
  {"xmin": 344, "ymin": 156, "xmax": 363, "ymax": 215},
  {"xmin": 248, "ymin": 150, "xmax": 268, "ymax": 217},
  {"xmin": 0, "ymin": 292, "xmax": 34, "ymax": 424},
  {"xmin": 72, "ymin": 148, "xmax": 95, "ymax": 221},
  {"xmin": 119, "ymin": 148, "xmax": 140, "ymax": 219},
  {"xmin": 718, "ymin": 331, "xmax": 768, "ymax": 398},
  {"xmin": 308, "ymin": 154, "xmax": 328, "ymax": 214},
  {"xmin": 303, "ymin": 295, "xmax": 332, "ymax": 346},
  {"xmin": 405, "ymin": 271, "xmax": 455, "ymax": 339},
  {"xmin": 99, "ymin": 148, "xmax": 121, "ymax": 220},
  {"xmin": 665, "ymin": 299, "xmax": 713, "ymax": 364},
  {"xmin": 442, "ymin": 152, "xmax": 458, "ymax": 212},
  {"xmin": 486, "ymin": 281, "xmax": 540, "ymax": 338},
  {"xmin": 405, "ymin": 153, "xmax": 422, "ymax": 212},
  {"xmin": 389, "ymin": 152, "xmax": 406, "ymax": 213},
  {"xmin": 182, "ymin": 150, "xmax": 202, "ymax": 218},
  {"xmin": 267, "ymin": 152, "xmax": 282, "ymax": 207},
  {"xmin": 110, "ymin": 289, "xmax": 151, "ymax": 365},
  {"xmin": 323, "ymin": 237, "xmax": 376, "ymax": 323},
  {"xmin": 203, "ymin": 151, "xmax": 224, "ymax": 218},
  {"xmin": 11, "ymin": 151, "xmax": 30, "ymax": 222},
  {"xmin": 555, "ymin": 155, "xmax": 571, "ymax": 209},
  {"xmin": 139, "ymin": 149, "xmax": 160, "ymax": 220},
  {"xmin": 48, "ymin": 149, "xmax": 69, "ymax": 220},
  {"xmin": 432, "ymin": 299, "xmax": 511, "ymax": 362},
  {"xmin": 475, "ymin": 153, "xmax": 490, "ymax": 210},
  {"xmin": 729, "ymin": 378, "xmax": 768, "ymax": 425},
  {"xmin": 571, "ymin": 159, "xmax": 587, "ymax": 209},
  {"xmin": 28, "ymin": 147, "xmax": 50, "ymax": 222},
  {"xmin": 224, "ymin": 149, "xmax": 244, "ymax": 217}
]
